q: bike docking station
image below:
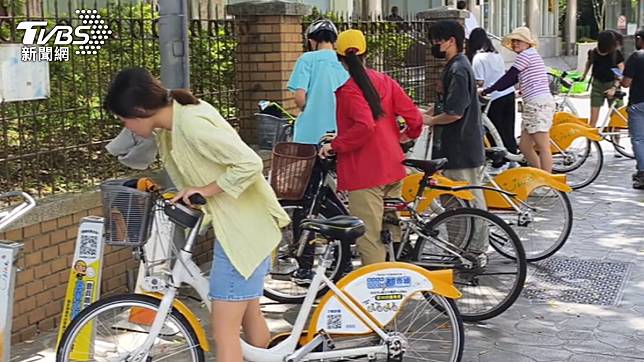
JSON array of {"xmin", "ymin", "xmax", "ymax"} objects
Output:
[
  {"xmin": 0, "ymin": 241, "xmax": 23, "ymax": 361},
  {"xmin": 53, "ymin": 206, "xmax": 176, "ymax": 359},
  {"xmin": 55, "ymin": 216, "xmax": 105, "ymax": 359}
]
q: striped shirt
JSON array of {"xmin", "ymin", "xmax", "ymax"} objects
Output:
[{"xmin": 513, "ymin": 48, "xmax": 551, "ymax": 102}]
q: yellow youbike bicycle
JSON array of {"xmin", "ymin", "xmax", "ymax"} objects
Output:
[{"xmin": 57, "ymin": 179, "xmax": 465, "ymax": 362}]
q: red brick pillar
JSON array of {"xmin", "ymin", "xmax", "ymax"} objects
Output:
[
  {"xmin": 227, "ymin": 1, "xmax": 311, "ymax": 143},
  {"xmin": 417, "ymin": 9, "xmax": 468, "ymax": 104}
]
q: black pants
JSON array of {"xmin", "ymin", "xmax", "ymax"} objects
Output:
[{"xmin": 487, "ymin": 92, "xmax": 517, "ymax": 154}]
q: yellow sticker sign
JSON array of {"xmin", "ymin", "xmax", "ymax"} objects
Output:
[{"xmin": 56, "ymin": 216, "xmax": 105, "ymax": 360}]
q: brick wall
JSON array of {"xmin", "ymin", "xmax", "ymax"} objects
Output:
[
  {"xmin": 228, "ymin": 1, "xmax": 310, "ymax": 143},
  {"xmin": 0, "ymin": 191, "xmax": 216, "ymax": 344}
]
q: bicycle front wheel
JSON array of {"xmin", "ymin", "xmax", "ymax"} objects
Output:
[
  {"xmin": 56, "ymin": 294, "xmax": 205, "ymax": 362},
  {"xmin": 411, "ymin": 208, "xmax": 527, "ymax": 321}
]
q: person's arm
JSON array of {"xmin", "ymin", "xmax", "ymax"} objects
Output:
[
  {"xmin": 390, "ymin": 77, "xmax": 423, "ymax": 139},
  {"xmin": 330, "ymin": 87, "xmax": 377, "ymax": 154},
  {"xmin": 294, "ymin": 89, "xmax": 306, "ymax": 110},
  {"xmin": 188, "ymin": 115, "xmax": 264, "ymax": 200},
  {"xmin": 482, "ymin": 67, "xmax": 519, "ymax": 95},
  {"xmin": 472, "ymin": 56, "xmax": 486, "ymax": 88},
  {"xmin": 426, "ymin": 71, "xmax": 471, "ymax": 126},
  {"xmin": 621, "ymin": 53, "xmax": 637, "ymax": 88},
  {"xmin": 581, "ymin": 49, "xmax": 593, "ymax": 80},
  {"xmin": 287, "ymin": 56, "xmax": 311, "ymax": 111}
]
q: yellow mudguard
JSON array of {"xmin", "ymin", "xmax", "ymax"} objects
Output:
[
  {"xmin": 552, "ymin": 111, "xmax": 589, "ymax": 127},
  {"xmin": 143, "ymin": 293, "xmax": 211, "ymax": 352},
  {"xmin": 402, "ymin": 173, "xmax": 475, "ymax": 213},
  {"xmin": 550, "ymin": 122, "xmax": 602, "ymax": 153},
  {"xmin": 608, "ymin": 106, "xmax": 629, "ymax": 129},
  {"xmin": 485, "ymin": 167, "xmax": 571, "ymax": 209},
  {"xmin": 304, "ymin": 263, "xmax": 460, "ymax": 343}
]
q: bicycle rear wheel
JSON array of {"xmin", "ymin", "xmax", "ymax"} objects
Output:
[
  {"xmin": 553, "ymin": 139, "xmax": 603, "ymax": 189},
  {"xmin": 56, "ymin": 294, "xmax": 205, "ymax": 362},
  {"xmin": 322, "ymin": 293, "xmax": 464, "ymax": 361},
  {"xmin": 411, "ymin": 208, "xmax": 527, "ymax": 321}
]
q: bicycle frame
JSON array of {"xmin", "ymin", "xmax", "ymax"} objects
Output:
[{"xmin": 126, "ymin": 210, "xmax": 459, "ymax": 362}]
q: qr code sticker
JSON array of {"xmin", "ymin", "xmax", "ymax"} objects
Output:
[
  {"xmin": 79, "ymin": 234, "xmax": 98, "ymax": 259},
  {"xmin": 326, "ymin": 314, "xmax": 342, "ymax": 329}
]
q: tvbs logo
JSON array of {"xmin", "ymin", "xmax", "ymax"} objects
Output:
[{"xmin": 17, "ymin": 10, "xmax": 111, "ymax": 55}]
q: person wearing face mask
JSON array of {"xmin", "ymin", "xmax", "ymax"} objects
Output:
[
  {"xmin": 482, "ymin": 27, "xmax": 554, "ymax": 173},
  {"xmin": 287, "ymin": 19, "xmax": 349, "ymax": 144},
  {"xmin": 619, "ymin": 28, "xmax": 644, "ymax": 189},
  {"xmin": 424, "ymin": 20, "xmax": 488, "ymax": 261}
]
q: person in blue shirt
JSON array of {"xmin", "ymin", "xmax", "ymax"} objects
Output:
[
  {"xmin": 286, "ymin": 19, "xmax": 349, "ymax": 284},
  {"xmin": 287, "ymin": 19, "xmax": 349, "ymax": 144}
]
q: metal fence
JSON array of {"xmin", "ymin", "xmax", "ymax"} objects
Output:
[
  {"xmin": 304, "ymin": 13, "xmax": 430, "ymax": 104},
  {"xmin": 0, "ymin": 0, "xmax": 238, "ymax": 197}
]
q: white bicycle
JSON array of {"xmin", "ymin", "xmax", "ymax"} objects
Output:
[{"xmin": 56, "ymin": 179, "xmax": 464, "ymax": 361}]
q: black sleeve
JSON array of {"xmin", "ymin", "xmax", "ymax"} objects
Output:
[
  {"xmin": 624, "ymin": 53, "xmax": 638, "ymax": 79},
  {"xmin": 444, "ymin": 69, "xmax": 471, "ymax": 117},
  {"xmin": 616, "ymin": 50, "xmax": 625, "ymax": 64}
]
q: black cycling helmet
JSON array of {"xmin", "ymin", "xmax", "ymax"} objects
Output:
[{"xmin": 306, "ymin": 19, "xmax": 338, "ymax": 41}]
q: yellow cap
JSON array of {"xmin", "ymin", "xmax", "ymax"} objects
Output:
[{"xmin": 336, "ymin": 29, "xmax": 367, "ymax": 56}]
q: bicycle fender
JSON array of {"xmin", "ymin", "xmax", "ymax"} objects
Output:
[
  {"xmin": 553, "ymin": 111, "xmax": 589, "ymax": 127},
  {"xmin": 143, "ymin": 292, "xmax": 211, "ymax": 352},
  {"xmin": 402, "ymin": 173, "xmax": 475, "ymax": 213},
  {"xmin": 485, "ymin": 167, "xmax": 571, "ymax": 208},
  {"xmin": 608, "ymin": 106, "xmax": 629, "ymax": 129},
  {"xmin": 304, "ymin": 262, "xmax": 460, "ymax": 343},
  {"xmin": 550, "ymin": 123, "xmax": 602, "ymax": 153}
]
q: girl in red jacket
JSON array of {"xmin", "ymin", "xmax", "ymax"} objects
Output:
[{"xmin": 319, "ymin": 29, "xmax": 423, "ymax": 265}]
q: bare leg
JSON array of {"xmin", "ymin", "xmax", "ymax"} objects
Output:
[
  {"xmin": 242, "ymin": 299, "xmax": 271, "ymax": 348},
  {"xmin": 519, "ymin": 131, "xmax": 541, "ymax": 169},
  {"xmin": 589, "ymin": 106, "xmax": 600, "ymax": 127},
  {"xmin": 532, "ymin": 131, "xmax": 553, "ymax": 172},
  {"xmin": 212, "ymin": 300, "xmax": 248, "ymax": 362}
]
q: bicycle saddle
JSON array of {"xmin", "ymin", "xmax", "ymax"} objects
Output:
[
  {"xmin": 300, "ymin": 216, "xmax": 365, "ymax": 241},
  {"xmin": 403, "ymin": 158, "xmax": 448, "ymax": 175},
  {"xmin": 485, "ymin": 147, "xmax": 508, "ymax": 168}
]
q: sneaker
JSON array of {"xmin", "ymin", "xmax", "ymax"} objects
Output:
[{"xmin": 292, "ymin": 268, "xmax": 314, "ymax": 286}]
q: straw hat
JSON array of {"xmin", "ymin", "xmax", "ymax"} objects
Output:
[{"xmin": 502, "ymin": 27, "xmax": 538, "ymax": 49}]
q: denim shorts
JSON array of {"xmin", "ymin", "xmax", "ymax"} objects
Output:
[{"xmin": 208, "ymin": 242, "xmax": 270, "ymax": 301}]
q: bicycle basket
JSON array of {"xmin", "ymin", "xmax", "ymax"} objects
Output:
[
  {"xmin": 270, "ymin": 143, "xmax": 317, "ymax": 200},
  {"xmin": 100, "ymin": 180, "xmax": 155, "ymax": 247},
  {"xmin": 256, "ymin": 113, "xmax": 291, "ymax": 150}
]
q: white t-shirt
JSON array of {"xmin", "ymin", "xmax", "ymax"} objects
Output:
[
  {"xmin": 464, "ymin": 11, "xmax": 480, "ymax": 39},
  {"xmin": 472, "ymin": 51, "xmax": 514, "ymax": 101}
]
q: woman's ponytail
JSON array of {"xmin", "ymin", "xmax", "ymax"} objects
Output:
[{"xmin": 342, "ymin": 51, "xmax": 384, "ymax": 119}]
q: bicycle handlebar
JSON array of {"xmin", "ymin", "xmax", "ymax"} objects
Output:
[{"xmin": 0, "ymin": 191, "xmax": 37, "ymax": 233}]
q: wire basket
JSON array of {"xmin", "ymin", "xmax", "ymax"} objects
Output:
[
  {"xmin": 101, "ymin": 180, "xmax": 155, "ymax": 247},
  {"xmin": 270, "ymin": 143, "xmax": 317, "ymax": 200},
  {"xmin": 256, "ymin": 113, "xmax": 292, "ymax": 150}
]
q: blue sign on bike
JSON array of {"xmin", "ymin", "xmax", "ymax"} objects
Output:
[{"xmin": 366, "ymin": 276, "xmax": 411, "ymax": 289}]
